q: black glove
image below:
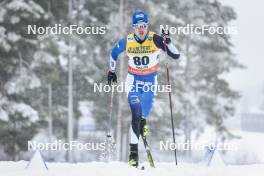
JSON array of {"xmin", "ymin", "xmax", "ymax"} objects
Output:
[
  {"xmin": 107, "ymin": 71, "xmax": 117, "ymax": 85},
  {"xmin": 161, "ymin": 29, "xmax": 171, "ymax": 44}
]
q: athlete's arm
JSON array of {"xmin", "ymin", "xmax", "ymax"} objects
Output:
[
  {"xmin": 153, "ymin": 34, "xmax": 180, "ymax": 59},
  {"xmin": 109, "ymin": 38, "xmax": 126, "ymax": 72}
]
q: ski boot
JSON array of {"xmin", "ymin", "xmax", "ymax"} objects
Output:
[
  {"xmin": 129, "ymin": 144, "xmax": 138, "ymax": 167},
  {"xmin": 140, "ymin": 118, "xmax": 148, "ymax": 138}
]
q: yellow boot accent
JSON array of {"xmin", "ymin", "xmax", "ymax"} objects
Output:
[
  {"xmin": 129, "ymin": 159, "xmax": 137, "ymax": 167},
  {"xmin": 142, "ymin": 125, "xmax": 148, "ymax": 137}
]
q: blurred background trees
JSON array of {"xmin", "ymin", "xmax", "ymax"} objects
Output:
[{"xmin": 0, "ymin": 0, "xmax": 242, "ymax": 162}]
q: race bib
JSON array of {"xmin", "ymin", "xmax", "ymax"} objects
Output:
[{"xmin": 126, "ymin": 32, "xmax": 160, "ymax": 75}]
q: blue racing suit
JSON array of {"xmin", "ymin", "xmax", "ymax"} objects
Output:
[{"xmin": 110, "ymin": 31, "xmax": 180, "ymax": 144}]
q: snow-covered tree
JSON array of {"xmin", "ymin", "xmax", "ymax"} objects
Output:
[
  {"xmin": 0, "ymin": 0, "xmax": 244, "ymax": 162},
  {"xmin": 0, "ymin": 0, "xmax": 48, "ymax": 160}
]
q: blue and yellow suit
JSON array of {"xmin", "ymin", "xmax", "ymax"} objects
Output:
[{"xmin": 110, "ymin": 31, "xmax": 180, "ymax": 144}]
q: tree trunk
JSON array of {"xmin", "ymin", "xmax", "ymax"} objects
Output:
[
  {"xmin": 116, "ymin": 0, "xmax": 125, "ymax": 161},
  {"xmin": 183, "ymin": 35, "xmax": 192, "ymax": 159}
]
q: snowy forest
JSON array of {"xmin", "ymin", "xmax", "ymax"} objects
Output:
[{"xmin": 0, "ymin": 0, "xmax": 244, "ymax": 164}]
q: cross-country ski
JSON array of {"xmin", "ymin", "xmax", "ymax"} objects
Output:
[{"xmin": 0, "ymin": 0, "xmax": 263, "ymax": 176}]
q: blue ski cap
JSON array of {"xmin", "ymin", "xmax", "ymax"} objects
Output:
[{"xmin": 132, "ymin": 11, "xmax": 148, "ymax": 25}]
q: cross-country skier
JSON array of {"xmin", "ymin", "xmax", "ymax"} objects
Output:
[{"xmin": 107, "ymin": 11, "xmax": 180, "ymax": 167}]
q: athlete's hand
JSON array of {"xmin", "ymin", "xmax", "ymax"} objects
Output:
[
  {"xmin": 161, "ymin": 29, "xmax": 171, "ymax": 44},
  {"xmin": 107, "ymin": 71, "xmax": 117, "ymax": 85}
]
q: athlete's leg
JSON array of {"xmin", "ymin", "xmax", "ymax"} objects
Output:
[
  {"xmin": 128, "ymin": 91, "xmax": 142, "ymax": 144},
  {"xmin": 126, "ymin": 74, "xmax": 142, "ymax": 167},
  {"xmin": 139, "ymin": 75, "xmax": 157, "ymax": 137},
  {"xmin": 128, "ymin": 90, "xmax": 141, "ymax": 167},
  {"xmin": 126, "ymin": 74, "xmax": 142, "ymax": 144}
]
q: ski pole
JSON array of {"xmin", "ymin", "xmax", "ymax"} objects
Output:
[
  {"xmin": 104, "ymin": 82, "xmax": 116, "ymax": 162},
  {"xmin": 163, "ymin": 29, "xmax": 178, "ymax": 165},
  {"xmin": 166, "ymin": 63, "xmax": 178, "ymax": 165}
]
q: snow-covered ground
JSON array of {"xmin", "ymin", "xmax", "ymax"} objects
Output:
[
  {"xmin": 2, "ymin": 129, "xmax": 264, "ymax": 176},
  {"xmin": 224, "ymin": 130, "xmax": 264, "ymax": 164},
  {"xmin": 1, "ymin": 161, "xmax": 264, "ymax": 176}
]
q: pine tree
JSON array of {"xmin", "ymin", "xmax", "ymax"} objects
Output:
[{"xmin": 0, "ymin": 0, "xmax": 48, "ymax": 160}]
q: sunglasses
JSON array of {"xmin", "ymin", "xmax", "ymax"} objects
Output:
[{"xmin": 133, "ymin": 23, "xmax": 148, "ymax": 29}]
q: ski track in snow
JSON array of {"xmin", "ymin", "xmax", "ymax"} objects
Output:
[{"xmin": 1, "ymin": 161, "xmax": 264, "ymax": 176}]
